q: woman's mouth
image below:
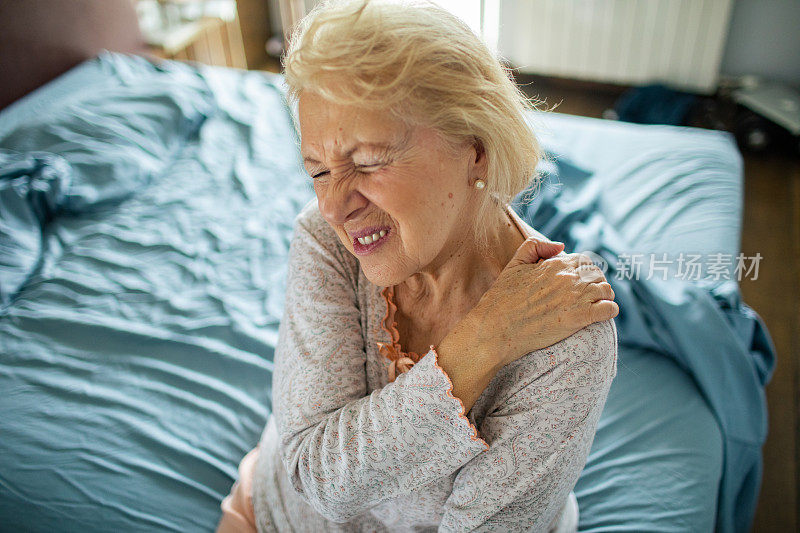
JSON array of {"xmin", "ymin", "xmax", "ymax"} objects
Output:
[{"xmin": 352, "ymin": 228, "xmax": 391, "ymax": 256}]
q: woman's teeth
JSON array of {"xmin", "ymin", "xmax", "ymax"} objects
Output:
[{"xmin": 358, "ymin": 230, "xmax": 386, "ymax": 245}]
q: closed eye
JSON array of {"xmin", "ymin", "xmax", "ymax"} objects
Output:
[
  {"xmin": 311, "ymin": 164, "xmax": 383, "ymax": 179},
  {"xmin": 357, "ymin": 163, "xmax": 383, "ymax": 171}
]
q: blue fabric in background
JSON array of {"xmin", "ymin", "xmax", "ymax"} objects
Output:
[
  {"xmin": 512, "ymin": 153, "xmax": 776, "ymax": 533},
  {"xmin": 0, "ymin": 53, "xmax": 778, "ymax": 532},
  {"xmin": 0, "ymin": 53, "xmax": 314, "ymax": 532},
  {"xmin": 0, "ymin": 58, "xmax": 214, "ymax": 213},
  {"xmin": 612, "ymin": 84, "xmax": 698, "ymax": 126},
  {"xmin": 0, "ymin": 152, "xmax": 70, "ymax": 307}
]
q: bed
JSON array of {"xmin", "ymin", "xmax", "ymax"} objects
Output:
[{"xmin": 0, "ymin": 46, "xmax": 775, "ymax": 533}]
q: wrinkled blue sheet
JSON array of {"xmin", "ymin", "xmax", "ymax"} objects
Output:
[
  {"xmin": 0, "ymin": 53, "xmax": 777, "ymax": 532},
  {"xmin": 512, "ymin": 119, "xmax": 776, "ymax": 532},
  {"xmin": 0, "ymin": 65, "xmax": 212, "ymax": 309},
  {"xmin": 0, "ymin": 53, "xmax": 314, "ymax": 532},
  {"xmin": 0, "ymin": 152, "xmax": 69, "ymax": 306}
]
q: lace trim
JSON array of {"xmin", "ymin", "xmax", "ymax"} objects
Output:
[
  {"xmin": 377, "ymin": 286, "xmax": 489, "ymax": 450},
  {"xmin": 377, "ymin": 285, "xmax": 424, "ymax": 383},
  {"xmin": 429, "ymin": 345, "xmax": 490, "ymax": 450}
]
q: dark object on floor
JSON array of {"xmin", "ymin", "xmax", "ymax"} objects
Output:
[
  {"xmin": 612, "ymin": 84, "xmax": 699, "ymax": 126},
  {"xmin": 733, "ymin": 106, "xmax": 800, "ymax": 155}
]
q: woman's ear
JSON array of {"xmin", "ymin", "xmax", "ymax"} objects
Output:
[{"xmin": 471, "ymin": 138, "xmax": 488, "ymax": 178}]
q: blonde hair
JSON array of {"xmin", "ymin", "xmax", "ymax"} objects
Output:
[{"xmin": 282, "ymin": 0, "xmax": 545, "ymax": 250}]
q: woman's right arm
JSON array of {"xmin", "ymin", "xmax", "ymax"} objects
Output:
[
  {"xmin": 439, "ymin": 318, "xmax": 618, "ymax": 532},
  {"xmin": 271, "ymin": 203, "xmax": 493, "ymax": 523},
  {"xmin": 272, "ymin": 206, "xmax": 615, "ymax": 522}
]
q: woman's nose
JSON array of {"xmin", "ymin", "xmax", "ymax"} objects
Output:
[{"xmin": 317, "ymin": 182, "xmax": 369, "ymax": 227}]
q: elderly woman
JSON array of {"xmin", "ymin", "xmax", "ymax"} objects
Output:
[{"xmin": 217, "ymin": 0, "xmax": 619, "ymax": 531}]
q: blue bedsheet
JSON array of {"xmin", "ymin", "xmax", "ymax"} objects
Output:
[
  {"xmin": 512, "ymin": 154, "xmax": 775, "ymax": 532},
  {"xmin": 0, "ymin": 54, "xmax": 313, "ymax": 531},
  {"xmin": 0, "ymin": 53, "xmax": 776, "ymax": 532}
]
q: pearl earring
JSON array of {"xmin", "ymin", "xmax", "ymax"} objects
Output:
[{"xmin": 474, "ymin": 179, "xmax": 486, "ymax": 189}]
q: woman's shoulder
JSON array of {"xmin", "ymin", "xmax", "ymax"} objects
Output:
[
  {"xmin": 489, "ymin": 319, "xmax": 618, "ymax": 410},
  {"xmin": 514, "ymin": 318, "xmax": 617, "ymax": 368},
  {"xmin": 569, "ymin": 318, "xmax": 618, "ymax": 373},
  {"xmin": 542, "ymin": 318, "xmax": 618, "ymax": 377}
]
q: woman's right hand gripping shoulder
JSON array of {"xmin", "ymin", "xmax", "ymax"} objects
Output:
[{"xmin": 464, "ymin": 237, "xmax": 619, "ymax": 368}]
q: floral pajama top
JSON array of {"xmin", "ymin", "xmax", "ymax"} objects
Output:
[{"xmin": 249, "ymin": 199, "xmax": 618, "ymax": 532}]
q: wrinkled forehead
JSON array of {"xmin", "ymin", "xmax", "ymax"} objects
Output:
[{"xmin": 298, "ymin": 90, "xmax": 417, "ymax": 158}]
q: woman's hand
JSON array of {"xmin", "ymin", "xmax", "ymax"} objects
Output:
[{"xmin": 465, "ymin": 237, "xmax": 619, "ymax": 368}]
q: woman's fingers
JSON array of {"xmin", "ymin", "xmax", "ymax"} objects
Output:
[
  {"xmin": 505, "ymin": 237, "xmax": 565, "ymax": 270},
  {"xmin": 474, "ymin": 242, "xmax": 620, "ymax": 366},
  {"xmin": 589, "ymin": 299, "xmax": 619, "ymax": 322},
  {"xmin": 584, "ymin": 281, "xmax": 615, "ymax": 302},
  {"xmin": 536, "ymin": 239, "xmax": 565, "ymax": 257}
]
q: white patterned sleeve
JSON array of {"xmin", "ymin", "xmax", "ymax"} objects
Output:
[
  {"xmin": 439, "ymin": 319, "xmax": 619, "ymax": 533},
  {"xmin": 272, "ymin": 204, "xmax": 489, "ymax": 523}
]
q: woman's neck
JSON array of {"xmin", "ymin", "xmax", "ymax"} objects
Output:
[{"xmin": 394, "ymin": 203, "xmax": 526, "ymax": 311}]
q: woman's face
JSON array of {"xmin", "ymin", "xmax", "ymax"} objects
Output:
[{"xmin": 298, "ymin": 90, "xmax": 486, "ymax": 287}]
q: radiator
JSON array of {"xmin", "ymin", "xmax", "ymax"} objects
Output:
[{"xmin": 497, "ymin": 0, "xmax": 735, "ymax": 94}]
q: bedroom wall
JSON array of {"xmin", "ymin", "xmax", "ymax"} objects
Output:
[
  {"xmin": 0, "ymin": 0, "xmax": 147, "ymax": 110},
  {"xmin": 720, "ymin": 0, "xmax": 800, "ymax": 89}
]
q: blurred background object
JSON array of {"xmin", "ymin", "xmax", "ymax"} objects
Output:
[
  {"xmin": 0, "ymin": 0, "xmax": 147, "ymax": 110},
  {"xmin": 136, "ymin": 0, "xmax": 248, "ymax": 67},
  {"xmin": 731, "ymin": 79, "xmax": 800, "ymax": 154},
  {"xmin": 498, "ymin": 0, "xmax": 735, "ymax": 94}
]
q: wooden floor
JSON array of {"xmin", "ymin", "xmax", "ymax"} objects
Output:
[{"xmin": 518, "ymin": 74, "xmax": 800, "ymax": 533}]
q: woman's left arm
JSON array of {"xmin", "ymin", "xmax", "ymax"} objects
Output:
[{"xmin": 439, "ymin": 319, "xmax": 618, "ymax": 533}]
